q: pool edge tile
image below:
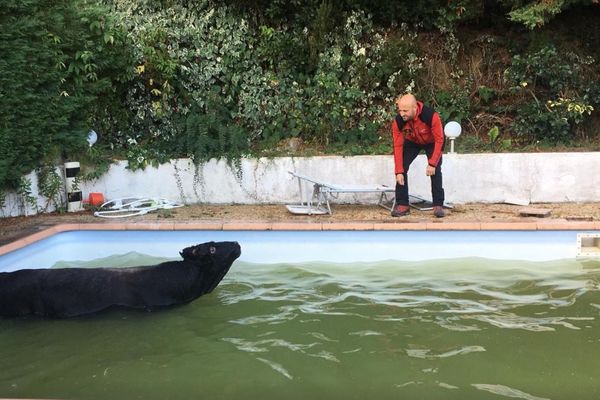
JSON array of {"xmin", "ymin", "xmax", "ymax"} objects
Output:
[
  {"xmin": 0, "ymin": 225, "xmax": 67, "ymax": 256},
  {"xmin": 54, "ymin": 223, "xmax": 83, "ymax": 232},
  {"xmin": 173, "ymin": 222, "xmax": 224, "ymax": 230},
  {"xmin": 127, "ymin": 222, "xmax": 165, "ymax": 230},
  {"xmin": 22, "ymin": 227, "xmax": 64, "ymax": 243},
  {"xmin": 271, "ymin": 222, "xmax": 323, "ymax": 231},
  {"xmin": 536, "ymin": 220, "xmax": 598, "ymax": 230},
  {"xmin": 321, "ymin": 222, "xmax": 375, "ymax": 231},
  {"xmin": 426, "ymin": 222, "xmax": 482, "ymax": 230},
  {"xmin": 0, "ymin": 240, "xmax": 27, "ymax": 256},
  {"xmin": 372, "ymin": 222, "xmax": 428, "ymax": 230},
  {"xmin": 222, "ymin": 222, "xmax": 273, "ymax": 231},
  {"xmin": 480, "ymin": 222, "xmax": 538, "ymax": 230},
  {"xmin": 78, "ymin": 223, "xmax": 127, "ymax": 231}
]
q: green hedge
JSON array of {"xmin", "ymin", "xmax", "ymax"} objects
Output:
[
  {"xmin": 0, "ymin": 0, "xmax": 133, "ymax": 191},
  {"xmin": 1, "ymin": 0, "xmax": 599, "ymax": 194}
]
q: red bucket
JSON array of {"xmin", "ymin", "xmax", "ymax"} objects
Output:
[{"xmin": 88, "ymin": 192, "xmax": 105, "ymax": 207}]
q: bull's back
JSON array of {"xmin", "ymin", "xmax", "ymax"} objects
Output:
[
  {"xmin": 0, "ymin": 262, "xmax": 200, "ymax": 318},
  {"xmin": 0, "ymin": 270, "xmax": 45, "ymax": 316}
]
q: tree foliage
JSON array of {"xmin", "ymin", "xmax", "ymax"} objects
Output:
[
  {"xmin": 506, "ymin": 0, "xmax": 597, "ymax": 29},
  {"xmin": 1, "ymin": 0, "xmax": 599, "ymax": 193},
  {"xmin": 0, "ymin": 0, "xmax": 133, "ymax": 191}
]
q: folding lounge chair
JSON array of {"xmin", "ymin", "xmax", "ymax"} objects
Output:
[
  {"xmin": 286, "ymin": 171, "xmax": 454, "ymax": 215},
  {"xmin": 286, "ymin": 171, "xmax": 395, "ymax": 215}
]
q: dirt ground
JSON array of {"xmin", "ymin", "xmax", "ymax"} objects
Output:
[{"xmin": 1, "ymin": 202, "xmax": 598, "ymax": 247}]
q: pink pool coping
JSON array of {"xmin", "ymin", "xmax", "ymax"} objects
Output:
[{"xmin": 1, "ymin": 219, "xmax": 599, "ymax": 257}]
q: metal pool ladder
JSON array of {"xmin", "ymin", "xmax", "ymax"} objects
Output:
[{"xmin": 577, "ymin": 233, "xmax": 600, "ymax": 259}]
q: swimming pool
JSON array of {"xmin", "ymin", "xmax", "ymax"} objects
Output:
[{"xmin": 1, "ymin": 228, "xmax": 599, "ymax": 400}]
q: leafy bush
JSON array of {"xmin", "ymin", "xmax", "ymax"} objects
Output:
[
  {"xmin": 102, "ymin": 4, "xmax": 424, "ymax": 161},
  {"xmin": 511, "ymin": 102, "xmax": 571, "ymax": 143},
  {"xmin": 223, "ymin": 0, "xmax": 453, "ymax": 29},
  {"xmin": 2, "ymin": 0, "xmax": 600, "ymax": 201},
  {"xmin": 36, "ymin": 164, "xmax": 65, "ymax": 212},
  {"xmin": 433, "ymin": 78, "xmax": 473, "ymax": 124},
  {"xmin": 176, "ymin": 92, "xmax": 250, "ymax": 165},
  {"xmin": 0, "ymin": 0, "xmax": 133, "ymax": 191},
  {"xmin": 505, "ymin": 44, "xmax": 597, "ymax": 142}
]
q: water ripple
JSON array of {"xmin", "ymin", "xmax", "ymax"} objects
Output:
[
  {"xmin": 470, "ymin": 313, "xmax": 586, "ymax": 331},
  {"xmin": 256, "ymin": 357, "xmax": 293, "ymax": 380},
  {"xmin": 231, "ymin": 307, "xmax": 298, "ymax": 325},
  {"xmin": 307, "ymin": 332, "xmax": 338, "ymax": 342},
  {"xmin": 222, "ymin": 337, "xmax": 317, "ymax": 353},
  {"xmin": 472, "ymin": 383, "xmax": 550, "ymax": 400},
  {"xmin": 307, "ymin": 350, "xmax": 340, "ymax": 363},
  {"xmin": 219, "ymin": 259, "xmax": 600, "ymax": 334},
  {"xmin": 406, "ymin": 345, "xmax": 486, "ymax": 359},
  {"xmin": 349, "ymin": 330, "xmax": 383, "ymax": 337}
]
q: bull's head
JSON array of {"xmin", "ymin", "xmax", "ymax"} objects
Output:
[{"xmin": 180, "ymin": 241, "xmax": 241, "ymax": 293}]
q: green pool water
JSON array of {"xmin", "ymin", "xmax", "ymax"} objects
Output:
[{"xmin": 1, "ymin": 255, "xmax": 599, "ymax": 400}]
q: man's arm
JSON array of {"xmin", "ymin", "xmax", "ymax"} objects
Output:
[
  {"xmin": 427, "ymin": 112, "xmax": 444, "ymax": 169},
  {"xmin": 392, "ymin": 119, "xmax": 405, "ymax": 184}
]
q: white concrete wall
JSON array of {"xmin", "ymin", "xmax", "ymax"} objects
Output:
[{"xmin": 2, "ymin": 153, "xmax": 599, "ymax": 217}]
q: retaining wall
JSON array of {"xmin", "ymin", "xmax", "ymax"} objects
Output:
[{"xmin": 2, "ymin": 153, "xmax": 598, "ymax": 217}]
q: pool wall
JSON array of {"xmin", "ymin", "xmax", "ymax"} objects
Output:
[
  {"xmin": 2, "ymin": 153, "xmax": 599, "ymax": 216},
  {"xmin": 1, "ymin": 222, "xmax": 598, "ymax": 271}
]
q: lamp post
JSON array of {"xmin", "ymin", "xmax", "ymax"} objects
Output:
[
  {"xmin": 64, "ymin": 130, "xmax": 98, "ymax": 212},
  {"xmin": 444, "ymin": 121, "xmax": 462, "ymax": 154},
  {"xmin": 64, "ymin": 161, "xmax": 82, "ymax": 212}
]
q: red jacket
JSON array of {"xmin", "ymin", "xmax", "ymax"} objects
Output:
[{"xmin": 391, "ymin": 101, "xmax": 444, "ymax": 175}]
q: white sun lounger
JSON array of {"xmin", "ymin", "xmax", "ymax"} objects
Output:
[
  {"xmin": 286, "ymin": 171, "xmax": 454, "ymax": 215},
  {"xmin": 286, "ymin": 171, "xmax": 395, "ymax": 215}
]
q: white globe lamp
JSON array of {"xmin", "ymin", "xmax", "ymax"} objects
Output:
[
  {"xmin": 444, "ymin": 121, "xmax": 462, "ymax": 154},
  {"xmin": 87, "ymin": 130, "xmax": 98, "ymax": 147}
]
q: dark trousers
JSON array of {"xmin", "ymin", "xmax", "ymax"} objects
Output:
[{"xmin": 395, "ymin": 140, "xmax": 445, "ymax": 206}]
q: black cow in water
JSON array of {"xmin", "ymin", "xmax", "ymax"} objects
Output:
[{"xmin": 0, "ymin": 241, "xmax": 241, "ymax": 318}]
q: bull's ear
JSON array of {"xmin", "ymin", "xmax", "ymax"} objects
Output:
[
  {"xmin": 180, "ymin": 243, "xmax": 212, "ymax": 261},
  {"xmin": 180, "ymin": 246, "xmax": 196, "ymax": 260}
]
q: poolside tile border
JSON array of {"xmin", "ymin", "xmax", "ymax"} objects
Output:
[{"xmin": 0, "ymin": 220, "xmax": 598, "ymax": 257}]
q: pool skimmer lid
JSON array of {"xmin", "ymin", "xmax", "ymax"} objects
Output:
[{"xmin": 577, "ymin": 233, "xmax": 600, "ymax": 259}]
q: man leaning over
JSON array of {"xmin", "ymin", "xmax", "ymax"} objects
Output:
[{"xmin": 390, "ymin": 93, "xmax": 446, "ymax": 218}]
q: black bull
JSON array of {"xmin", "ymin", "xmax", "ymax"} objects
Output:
[{"xmin": 0, "ymin": 241, "xmax": 241, "ymax": 318}]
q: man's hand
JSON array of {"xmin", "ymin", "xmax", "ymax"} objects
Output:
[
  {"xmin": 426, "ymin": 165, "xmax": 436, "ymax": 176},
  {"xmin": 396, "ymin": 173, "xmax": 405, "ymax": 186}
]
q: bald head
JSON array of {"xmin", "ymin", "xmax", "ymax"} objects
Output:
[
  {"xmin": 396, "ymin": 94, "xmax": 418, "ymax": 121},
  {"xmin": 397, "ymin": 94, "xmax": 417, "ymax": 107}
]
